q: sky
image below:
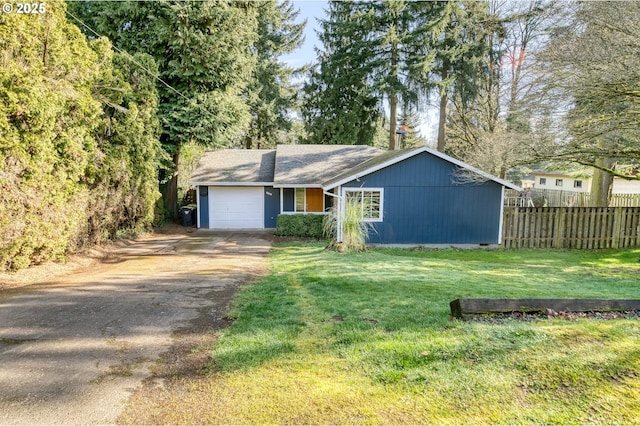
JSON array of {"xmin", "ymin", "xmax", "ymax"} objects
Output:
[
  {"xmin": 281, "ymin": 0, "xmax": 438, "ymax": 144},
  {"xmin": 280, "ymin": 0, "xmax": 327, "ymax": 68}
]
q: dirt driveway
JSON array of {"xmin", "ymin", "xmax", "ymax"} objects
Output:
[{"xmin": 0, "ymin": 229, "xmax": 272, "ymax": 425}]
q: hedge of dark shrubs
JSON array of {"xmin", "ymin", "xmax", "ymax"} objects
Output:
[{"xmin": 275, "ymin": 214, "xmax": 326, "ymax": 239}]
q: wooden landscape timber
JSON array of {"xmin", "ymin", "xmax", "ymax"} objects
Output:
[{"xmin": 450, "ymin": 298, "xmax": 640, "ymax": 320}]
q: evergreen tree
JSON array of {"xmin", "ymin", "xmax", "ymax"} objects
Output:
[
  {"xmin": 430, "ymin": 0, "xmax": 493, "ymax": 153},
  {"xmin": 86, "ymin": 41, "xmax": 163, "ymax": 242},
  {"xmin": 301, "ymin": 1, "xmax": 381, "ymax": 146},
  {"xmin": 302, "ymin": 1, "xmax": 439, "ymax": 149},
  {"xmin": 396, "ymin": 110, "xmax": 427, "ymax": 149},
  {"xmin": 243, "ymin": 0, "xmax": 306, "ymax": 149},
  {"xmin": 69, "ymin": 1, "xmax": 258, "ymax": 217},
  {"xmin": 0, "ymin": 2, "xmax": 161, "ymax": 270},
  {"xmin": 1, "ymin": 1, "xmax": 99, "ymax": 270}
]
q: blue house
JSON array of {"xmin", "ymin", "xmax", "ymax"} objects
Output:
[{"xmin": 188, "ymin": 144, "xmax": 521, "ymax": 246}]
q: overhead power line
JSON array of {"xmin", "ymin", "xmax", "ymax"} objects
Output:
[{"xmin": 65, "ymin": 8, "xmax": 191, "ymax": 103}]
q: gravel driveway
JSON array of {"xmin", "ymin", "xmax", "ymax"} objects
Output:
[{"xmin": 0, "ymin": 230, "xmax": 272, "ymax": 425}]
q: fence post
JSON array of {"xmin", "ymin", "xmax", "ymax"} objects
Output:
[{"xmin": 504, "ymin": 207, "xmax": 517, "ymax": 248}]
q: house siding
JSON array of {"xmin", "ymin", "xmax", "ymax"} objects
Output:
[
  {"xmin": 534, "ymin": 173, "xmax": 591, "ymax": 193},
  {"xmin": 342, "ymin": 152, "xmax": 503, "ymax": 244}
]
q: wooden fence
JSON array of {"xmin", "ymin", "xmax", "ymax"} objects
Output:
[
  {"xmin": 502, "ymin": 207, "xmax": 640, "ymax": 249},
  {"xmin": 504, "ymin": 188, "xmax": 640, "ymax": 207},
  {"xmin": 610, "ymin": 193, "xmax": 640, "ymax": 207}
]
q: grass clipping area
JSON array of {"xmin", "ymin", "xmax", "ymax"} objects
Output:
[{"xmin": 123, "ymin": 245, "xmax": 640, "ymax": 424}]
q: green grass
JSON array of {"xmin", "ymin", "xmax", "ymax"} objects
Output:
[{"xmin": 172, "ymin": 245, "xmax": 640, "ymax": 424}]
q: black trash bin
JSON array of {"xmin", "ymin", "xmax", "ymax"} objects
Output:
[{"xmin": 180, "ymin": 206, "xmax": 194, "ymax": 227}]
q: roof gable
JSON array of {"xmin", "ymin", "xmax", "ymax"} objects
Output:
[{"xmin": 323, "ymin": 146, "xmax": 521, "ymax": 191}]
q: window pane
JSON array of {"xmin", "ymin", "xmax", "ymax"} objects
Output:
[
  {"xmin": 344, "ymin": 190, "xmax": 381, "ymax": 220},
  {"xmin": 363, "ymin": 192, "xmax": 370, "ymax": 218},
  {"xmin": 346, "ymin": 191, "xmax": 360, "ymax": 202},
  {"xmin": 347, "ymin": 190, "xmax": 379, "ymax": 220},
  {"xmin": 295, "ymin": 188, "xmax": 305, "ymax": 212},
  {"xmin": 369, "ymin": 192, "xmax": 380, "ymax": 218}
]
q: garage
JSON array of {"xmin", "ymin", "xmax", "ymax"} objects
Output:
[{"xmin": 208, "ymin": 186, "xmax": 264, "ymax": 229}]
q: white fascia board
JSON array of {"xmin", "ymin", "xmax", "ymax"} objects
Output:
[
  {"xmin": 498, "ymin": 187, "xmax": 505, "ymax": 244},
  {"xmin": 187, "ymin": 181, "xmax": 273, "ymax": 187},
  {"xmin": 272, "ymin": 183, "xmax": 323, "ymax": 188},
  {"xmin": 323, "ymin": 146, "xmax": 522, "ymax": 192}
]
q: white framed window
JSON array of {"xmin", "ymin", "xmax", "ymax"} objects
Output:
[
  {"xmin": 574, "ymin": 180, "xmax": 582, "ymax": 188},
  {"xmin": 343, "ymin": 188, "xmax": 383, "ymax": 222},
  {"xmin": 556, "ymin": 179, "xmax": 563, "ymax": 187},
  {"xmin": 539, "ymin": 178, "xmax": 546, "ymax": 185}
]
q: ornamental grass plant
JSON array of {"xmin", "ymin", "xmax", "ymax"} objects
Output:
[{"xmin": 323, "ymin": 196, "xmax": 370, "ymax": 252}]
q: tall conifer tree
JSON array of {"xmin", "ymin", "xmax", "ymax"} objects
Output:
[
  {"xmin": 303, "ymin": 1, "xmax": 440, "ymax": 149},
  {"xmin": 244, "ymin": 0, "xmax": 305, "ymax": 149},
  {"xmin": 303, "ymin": 1, "xmax": 490, "ymax": 151},
  {"xmin": 69, "ymin": 1, "xmax": 258, "ymax": 217},
  {"xmin": 430, "ymin": 0, "xmax": 492, "ymax": 152}
]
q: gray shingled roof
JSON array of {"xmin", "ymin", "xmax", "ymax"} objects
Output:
[
  {"xmin": 188, "ymin": 144, "xmax": 520, "ymax": 191},
  {"xmin": 273, "ymin": 144, "xmax": 382, "ymax": 187},
  {"xmin": 188, "ymin": 149, "xmax": 276, "ymax": 184}
]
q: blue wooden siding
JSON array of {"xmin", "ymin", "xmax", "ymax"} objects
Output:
[
  {"xmin": 343, "ymin": 152, "xmax": 503, "ymax": 244},
  {"xmin": 264, "ymin": 186, "xmax": 280, "ymax": 228}
]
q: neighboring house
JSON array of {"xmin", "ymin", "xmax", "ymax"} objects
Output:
[
  {"xmin": 521, "ymin": 175, "xmax": 535, "ymax": 189},
  {"xmin": 531, "ymin": 171, "xmax": 591, "ymax": 193},
  {"xmin": 530, "ymin": 170, "xmax": 640, "ymax": 194},
  {"xmin": 612, "ymin": 177, "xmax": 640, "ymax": 194},
  {"xmin": 188, "ymin": 145, "xmax": 521, "ymax": 245}
]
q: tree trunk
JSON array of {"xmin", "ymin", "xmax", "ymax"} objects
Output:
[
  {"xmin": 591, "ymin": 167, "xmax": 606, "ymax": 207},
  {"xmin": 603, "ymin": 171, "xmax": 614, "ymax": 205},
  {"xmin": 591, "ymin": 163, "xmax": 614, "ymax": 207},
  {"xmin": 437, "ymin": 68, "xmax": 449, "ymax": 152},
  {"xmin": 388, "ymin": 93, "xmax": 398, "ymax": 150},
  {"xmin": 388, "ymin": 28, "xmax": 399, "ymax": 151},
  {"xmin": 164, "ymin": 142, "xmax": 182, "ymax": 219},
  {"xmin": 590, "ymin": 140, "xmax": 614, "ymax": 206}
]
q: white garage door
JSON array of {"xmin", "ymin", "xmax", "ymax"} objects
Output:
[{"xmin": 209, "ymin": 187, "xmax": 264, "ymax": 229}]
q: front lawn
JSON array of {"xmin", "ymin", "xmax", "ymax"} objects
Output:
[{"xmin": 146, "ymin": 244, "xmax": 640, "ymax": 424}]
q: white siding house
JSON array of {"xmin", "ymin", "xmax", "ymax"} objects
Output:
[{"xmin": 530, "ymin": 171, "xmax": 640, "ymax": 194}]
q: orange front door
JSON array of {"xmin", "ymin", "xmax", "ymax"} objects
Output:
[{"xmin": 306, "ymin": 188, "xmax": 324, "ymax": 212}]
